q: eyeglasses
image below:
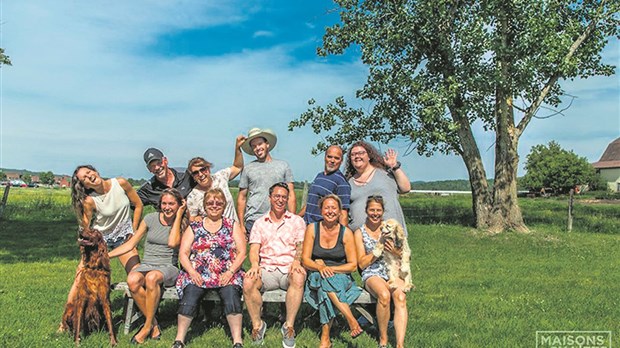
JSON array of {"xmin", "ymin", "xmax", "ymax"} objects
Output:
[
  {"xmin": 205, "ymin": 200, "xmax": 224, "ymax": 207},
  {"xmin": 350, "ymin": 150, "xmax": 367, "ymax": 157},
  {"xmin": 191, "ymin": 167, "xmax": 210, "ymax": 176}
]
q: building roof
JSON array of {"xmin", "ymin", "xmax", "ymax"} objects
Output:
[{"xmin": 592, "ymin": 137, "xmax": 620, "ymax": 169}]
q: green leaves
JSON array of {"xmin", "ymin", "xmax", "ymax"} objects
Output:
[
  {"xmin": 290, "ymin": 0, "xmax": 618, "ymax": 152},
  {"xmin": 522, "ymin": 141, "xmax": 598, "ymax": 193}
]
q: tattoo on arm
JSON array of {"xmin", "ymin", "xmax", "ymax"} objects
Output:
[{"xmin": 294, "ymin": 241, "xmax": 303, "ymax": 261}]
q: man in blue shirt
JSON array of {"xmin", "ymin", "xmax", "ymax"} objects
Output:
[{"xmin": 299, "ymin": 145, "xmax": 351, "ymax": 225}]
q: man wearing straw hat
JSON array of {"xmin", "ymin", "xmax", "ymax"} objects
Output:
[{"xmin": 237, "ymin": 127, "xmax": 296, "ymax": 236}]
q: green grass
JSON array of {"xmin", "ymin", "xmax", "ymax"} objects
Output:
[{"xmin": 0, "ymin": 189, "xmax": 618, "ymax": 347}]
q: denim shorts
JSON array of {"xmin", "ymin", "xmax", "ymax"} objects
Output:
[{"xmin": 105, "ymin": 233, "xmax": 132, "ymax": 251}]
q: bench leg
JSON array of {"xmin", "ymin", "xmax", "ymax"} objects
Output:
[
  {"xmin": 123, "ymin": 296, "xmax": 135, "ymax": 335},
  {"xmin": 353, "ymin": 304, "xmax": 375, "ymax": 326}
]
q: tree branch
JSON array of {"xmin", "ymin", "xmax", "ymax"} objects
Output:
[{"xmin": 515, "ymin": 0, "xmax": 606, "ymax": 136}]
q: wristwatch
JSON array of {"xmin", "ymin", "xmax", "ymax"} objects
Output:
[{"xmin": 391, "ymin": 161, "xmax": 402, "ymax": 171}]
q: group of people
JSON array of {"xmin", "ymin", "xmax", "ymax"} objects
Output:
[{"xmin": 63, "ymin": 127, "xmax": 412, "ymax": 348}]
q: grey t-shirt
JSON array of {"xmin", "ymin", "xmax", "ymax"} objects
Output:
[
  {"xmin": 239, "ymin": 158, "xmax": 294, "ymax": 224},
  {"xmin": 141, "ymin": 212, "xmax": 179, "ymax": 266},
  {"xmin": 348, "ymin": 169, "xmax": 408, "ymax": 236}
]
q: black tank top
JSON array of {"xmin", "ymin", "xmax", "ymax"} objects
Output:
[{"xmin": 311, "ymin": 223, "xmax": 346, "ymax": 266}]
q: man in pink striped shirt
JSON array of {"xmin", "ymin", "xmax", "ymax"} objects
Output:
[{"xmin": 243, "ymin": 182, "xmax": 306, "ymax": 348}]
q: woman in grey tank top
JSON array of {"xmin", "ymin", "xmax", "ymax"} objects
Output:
[{"xmin": 109, "ymin": 188, "xmax": 186, "ymax": 344}]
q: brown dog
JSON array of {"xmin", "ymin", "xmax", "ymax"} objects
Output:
[{"xmin": 61, "ymin": 228, "xmax": 117, "ymax": 346}]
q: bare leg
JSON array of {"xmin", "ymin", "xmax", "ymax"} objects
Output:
[
  {"xmin": 285, "ymin": 271, "xmax": 305, "ymax": 328},
  {"xmin": 320, "ymin": 319, "xmax": 333, "ymax": 348},
  {"xmin": 174, "ymin": 314, "xmax": 193, "ymax": 343},
  {"xmin": 365, "ymin": 277, "xmax": 391, "ymax": 346},
  {"xmin": 391, "ymin": 285, "xmax": 408, "ymax": 348},
  {"xmin": 134, "ymin": 271, "xmax": 163, "ymax": 342},
  {"xmin": 226, "ymin": 313, "xmax": 243, "ymax": 345},
  {"xmin": 326, "ymin": 292, "xmax": 362, "ymax": 336},
  {"xmin": 58, "ymin": 262, "xmax": 83, "ymax": 332},
  {"xmin": 243, "ymin": 276, "xmax": 264, "ymax": 331},
  {"xmin": 117, "ymin": 248, "xmax": 140, "ymax": 273}
]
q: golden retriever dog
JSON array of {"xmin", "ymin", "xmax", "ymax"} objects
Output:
[
  {"xmin": 373, "ymin": 219, "xmax": 413, "ymax": 292},
  {"xmin": 60, "ymin": 228, "xmax": 117, "ymax": 346}
]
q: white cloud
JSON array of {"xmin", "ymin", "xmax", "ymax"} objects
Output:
[{"xmin": 252, "ymin": 30, "xmax": 274, "ymax": 38}]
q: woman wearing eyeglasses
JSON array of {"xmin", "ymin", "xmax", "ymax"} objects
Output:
[
  {"xmin": 345, "ymin": 141, "xmax": 411, "ymax": 236},
  {"xmin": 354, "ymin": 195, "xmax": 409, "ymax": 348},
  {"xmin": 186, "ymin": 135, "xmax": 246, "ymax": 223},
  {"xmin": 172, "ymin": 188, "xmax": 246, "ymax": 348},
  {"xmin": 108, "ymin": 188, "xmax": 186, "ymax": 344}
]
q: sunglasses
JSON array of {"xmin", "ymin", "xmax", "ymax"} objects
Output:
[
  {"xmin": 205, "ymin": 200, "xmax": 224, "ymax": 207},
  {"xmin": 368, "ymin": 195, "xmax": 384, "ymax": 201},
  {"xmin": 191, "ymin": 167, "xmax": 210, "ymax": 176}
]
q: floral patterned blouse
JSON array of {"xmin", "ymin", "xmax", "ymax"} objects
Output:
[{"xmin": 176, "ymin": 217, "xmax": 244, "ymax": 298}]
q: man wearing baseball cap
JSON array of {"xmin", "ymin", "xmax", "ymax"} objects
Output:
[
  {"xmin": 137, "ymin": 147, "xmax": 195, "ymax": 208},
  {"xmin": 237, "ymin": 127, "xmax": 296, "ymax": 236}
]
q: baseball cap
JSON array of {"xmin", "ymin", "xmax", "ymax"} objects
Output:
[{"xmin": 143, "ymin": 148, "xmax": 164, "ymax": 165}]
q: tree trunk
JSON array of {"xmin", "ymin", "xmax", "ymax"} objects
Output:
[
  {"xmin": 450, "ymin": 103, "xmax": 494, "ymax": 229},
  {"xmin": 478, "ymin": 9, "xmax": 527, "ymax": 234},
  {"xmin": 488, "ymin": 92, "xmax": 528, "ymax": 233},
  {"xmin": 489, "ymin": 127, "xmax": 527, "ymax": 233}
]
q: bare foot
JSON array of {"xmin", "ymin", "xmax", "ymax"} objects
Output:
[{"xmin": 350, "ymin": 326, "xmax": 364, "ymax": 338}]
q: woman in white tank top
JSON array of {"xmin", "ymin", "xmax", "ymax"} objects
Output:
[{"xmin": 59, "ymin": 164, "xmax": 143, "ymax": 332}]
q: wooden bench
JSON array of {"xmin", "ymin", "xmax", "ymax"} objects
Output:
[{"xmin": 111, "ymin": 282, "xmax": 376, "ymax": 335}]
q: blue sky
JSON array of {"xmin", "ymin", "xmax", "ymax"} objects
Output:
[{"xmin": 1, "ymin": 1, "xmax": 618, "ymax": 182}]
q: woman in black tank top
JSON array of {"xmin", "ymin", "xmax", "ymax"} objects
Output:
[{"xmin": 302, "ymin": 194, "xmax": 364, "ymax": 348}]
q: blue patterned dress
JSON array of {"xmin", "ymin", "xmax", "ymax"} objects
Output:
[{"xmin": 360, "ymin": 224, "xmax": 389, "ymax": 283}]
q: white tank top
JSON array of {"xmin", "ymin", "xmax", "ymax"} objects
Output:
[{"xmin": 91, "ymin": 178, "xmax": 133, "ymax": 238}]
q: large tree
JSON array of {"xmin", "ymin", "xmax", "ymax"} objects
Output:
[{"xmin": 290, "ymin": 0, "xmax": 619, "ymax": 233}]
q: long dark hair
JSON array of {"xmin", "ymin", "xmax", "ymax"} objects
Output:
[
  {"xmin": 71, "ymin": 164, "xmax": 98, "ymax": 222},
  {"xmin": 160, "ymin": 188, "xmax": 188, "ymax": 232},
  {"xmin": 344, "ymin": 141, "xmax": 388, "ymax": 179}
]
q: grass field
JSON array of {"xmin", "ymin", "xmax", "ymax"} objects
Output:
[{"xmin": 0, "ymin": 187, "xmax": 618, "ymax": 347}]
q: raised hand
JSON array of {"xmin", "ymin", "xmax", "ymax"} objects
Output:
[{"xmin": 383, "ymin": 148, "xmax": 398, "ymax": 169}]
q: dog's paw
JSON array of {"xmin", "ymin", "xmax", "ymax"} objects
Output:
[
  {"xmin": 372, "ymin": 245, "xmax": 384, "ymax": 258},
  {"xmin": 402, "ymin": 283, "xmax": 414, "ymax": 292},
  {"xmin": 388, "ymin": 280, "xmax": 398, "ymax": 289}
]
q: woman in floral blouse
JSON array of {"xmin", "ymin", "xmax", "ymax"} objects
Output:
[{"xmin": 172, "ymin": 188, "xmax": 246, "ymax": 348}]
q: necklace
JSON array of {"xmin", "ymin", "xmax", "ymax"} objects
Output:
[{"xmin": 353, "ymin": 167, "xmax": 376, "ymax": 186}]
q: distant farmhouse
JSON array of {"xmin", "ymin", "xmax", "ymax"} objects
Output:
[
  {"xmin": 1, "ymin": 169, "xmax": 69, "ymax": 188},
  {"xmin": 592, "ymin": 137, "xmax": 620, "ymax": 192}
]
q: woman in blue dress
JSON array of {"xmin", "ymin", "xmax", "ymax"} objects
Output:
[{"xmin": 354, "ymin": 195, "xmax": 409, "ymax": 348}]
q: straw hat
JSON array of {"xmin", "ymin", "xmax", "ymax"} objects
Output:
[{"xmin": 241, "ymin": 128, "xmax": 277, "ymax": 155}]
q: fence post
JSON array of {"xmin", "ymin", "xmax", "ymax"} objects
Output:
[
  {"xmin": 567, "ymin": 188, "xmax": 574, "ymax": 232},
  {"xmin": 301, "ymin": 181, "xmax": 309, "ymax": 207},
  {"xmin": 0, "ymin": 184, "xmax": 10, "ymax": 219}
]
